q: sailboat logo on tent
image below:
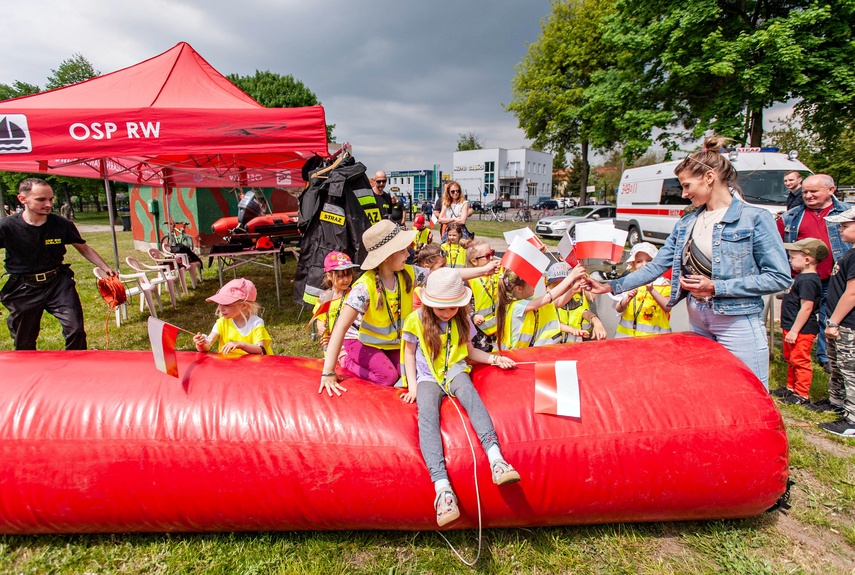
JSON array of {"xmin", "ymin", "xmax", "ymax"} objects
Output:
[
  {"xmin": 0, "ymin": 115, "xmax": 32, "ymax": 154},
  {"xmin": 276, "ymin": 170, "xmax": 292, "ymax": 186}
]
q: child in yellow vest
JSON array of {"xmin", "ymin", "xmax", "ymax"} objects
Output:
[
  {"xmin": 314, "ymin": 251, "xmax": 360, "ymax": 352},
  {"xmin": 441, "ymin": 223, "xmax": 469, "ymax": 269},
  {"xmin": 546, "ymin": 262, "xmax": 607, "ymax": 343},
  {"xmin": 614, "ymin": 243, "xmax": 672, "ymax": 338},
  {"xmin": 496, "ymin": 264, "xmax": 587, "ymax": 350},
  {"xmin": 193, "ymin": 278, "xmax": 273, "ymax": 355},
  {"xmin": 466, "ymin": 239, "xmax": 502, "ymax": 352},
  {"xmin": 319, "ymin": 220, "xmax": 499, "ymax": 395},
  {"xmin": 400, "ymin": 268, "xmax": 519, "ymax": 527},
  {"xmin": 412, "ymin": 214, "xmax": 433, "ymax": 252}
]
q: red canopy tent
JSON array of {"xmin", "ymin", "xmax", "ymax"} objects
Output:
[{"xmin": 0, "ymin": 42, "xmax": 329, "ymax": 266}]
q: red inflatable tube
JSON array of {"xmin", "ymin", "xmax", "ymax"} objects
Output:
[{"xmin": 0, "ymin": 333, "xmax": 788, "ymax": 533}]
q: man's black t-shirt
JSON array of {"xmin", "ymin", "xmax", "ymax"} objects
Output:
[
  {"xmin": 375, "ymin": 191, "xmax": 393, "ymax": 220},
  {"xmin": 781, "ymin": 272, "xmax": 822, "ymax": 333},
  {"xmin": 827, "ymin": 247, "xmax": 855, "ymax": 329},
  {"xmin": 0, "ymin": 213, "xmax": 85, "ymax": 274}
]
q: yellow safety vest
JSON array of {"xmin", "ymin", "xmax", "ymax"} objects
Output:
[
  {"xmin": 502, "ymin": 299, "xmax": 561, "ymax": 349},
  {"xmin": 402, "ymin": 309, "xmax": 471, "ymax": 392},
  {"xmin": 414, "ymin": 228, "xmax": 432, "ymax": 250},
  {"xmin": 556, "ymin": 294, "xmax": 592, "ymax": 343},
  {"xmin": 615, "ymin": 284, "xmax": 672, "ymax": 338},
  {"xmin": 441, "ymin": 243, "xmax": 467, "ymax": 268},
  {"xmin": 353, "ymin": 266, "xmax": 415, "ymax": 350},
  {"xmin": 470, "ymin": 271, "xmax": 501, "ymax": 336},
  {"xmin": 313, "ymin": 290, "xmax": 350, "ymax": 339}
]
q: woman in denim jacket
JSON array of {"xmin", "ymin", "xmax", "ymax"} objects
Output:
[{"xmin": 588, "ymin": 136, "xmax": 791, "ymax": 387}]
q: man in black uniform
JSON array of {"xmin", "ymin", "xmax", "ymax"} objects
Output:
[
  {"xmin": 0, "ymin": 178, "xmax": 116, "ymax": 350},
  {"xmin": 371, "ymin": 171, "xmax": 393, "ymax": 220}
]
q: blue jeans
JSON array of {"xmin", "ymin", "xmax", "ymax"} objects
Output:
[
  {"xmin": 816, "ymin": 280, "xmax": 830, "ymax": 364},
  {"xmin": 687, "ymin": 299, "xmax": 770, "ymax": 389}
]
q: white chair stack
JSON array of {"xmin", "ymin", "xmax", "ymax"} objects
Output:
[
  {"xmin": 125, "ymin": 256, "xmax": 180, "ymax": 308},
  {"xmin": 148, "ymin": 247, "xmax": 202, "ymax": 291},
  {"xmin": 94, "ymin": 268, "xmax": 162, "ymax": 327}
]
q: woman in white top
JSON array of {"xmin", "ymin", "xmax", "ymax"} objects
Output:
[{"xmin": 438, "ymin": 180, "xmax": 471, "ymax": 241}]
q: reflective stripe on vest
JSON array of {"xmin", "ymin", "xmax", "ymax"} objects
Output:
[
  {"xmin": 442, "ymin": 244, "xmax": 467, "ymax": 268},
  {"xmin": 503, "ymin": 299, "xmax": 561, "ymax": 349},
  {"xmin": 402, "ymin": 309, "xmax": 471, "ymax": 393},
  {"xmin": 354, "ymin": 266, "xmax": 415, "ymax": 350},
  {"xmin": 470, "ymin": 274, "xmax": 499, "ymax": 336}
]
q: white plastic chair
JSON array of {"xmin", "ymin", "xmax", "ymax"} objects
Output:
[
  {"xmin": 94, "ymin": 268, "xmax": 162, "ymax": 326},
  {"xmin": 125, "ymin": 256, "xmax": 179, "ymax": 308},
  {"xmin": 148, "ymin": 247, "xmax": 201, "ymax": 291}
]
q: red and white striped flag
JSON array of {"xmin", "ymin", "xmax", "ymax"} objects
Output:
[
  {"xmin": 503, "ymin": 227, "xmax": 546, "ymax": 251},
  {"xmin": 500, "ymin": 236, "xmax": 550, "ymax": 287},
  {"xmin": 574, "ymin": 222, "xmax": 616, "ymax": 260},
  {"xmin": 557, "ymin": 232, "xmax": 579, "ymax": 267},
  {"xmin": 534, "ymin": 360, "xmax": 581, "ymax": 417},
  {"xmin": 429, "ymin": 213, "xmax": 439, "ymax": 229},
  {"xmin": 147, "ymin": 317, "xmax": 180, "ymax": 378},
  {"xmin": 611, "ymin": 228, "xmax": 629, "ymax": 262}
]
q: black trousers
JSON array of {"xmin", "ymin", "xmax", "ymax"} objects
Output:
[{"xmin": 0, "ymin": 271, "xmax": 87, "ymax": 350}]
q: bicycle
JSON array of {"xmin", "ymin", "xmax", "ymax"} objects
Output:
[
  {"xmin": 161, "ymin": 221, "xmax": 195, "ymax": 253},
  {"xmin": 486, "ymin": 206, "xmax": 506, "ymax": 222},
  {"xmin": 512, "ymin": 207, "xmax": 532, "ymax": 223}
]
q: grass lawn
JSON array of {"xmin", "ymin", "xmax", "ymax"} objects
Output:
[{"xmin": 0, "ymin": 221, "xmax": 853, "ymax": 574}]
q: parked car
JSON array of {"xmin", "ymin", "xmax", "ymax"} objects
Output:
[
  {"xmin": 532, "ymin": 199, "xmax": 559, "ymax": 210},
  {"xmin": 535, "ymin": 205, "xmax": 617, "ymax": 238},
  {"xmin": 483, "ymin": 200, "xmax": 509, "ymax": 211},
  {"xmin": 469, "ymin": 200, "xmax": 484, "ymax": 213}
]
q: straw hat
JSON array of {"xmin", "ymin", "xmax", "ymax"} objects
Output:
[
  {"xmin": 360, "ymin": 220, "xmax": 417, "ymax": 270},
  {"xmin": 420, "ymin": 268, "xmax": 472, "ymax": 308}
]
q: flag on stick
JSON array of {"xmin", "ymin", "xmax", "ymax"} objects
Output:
[
  {"xmin": 504, "ymin": 227, "xmax": 546, "ymax": 251},
  {"xmin": 500, "ymin": 236, "xmax": 550, "ymax": 288},
  {"xmin": 148, "ymin": 317, "xmax": 180, "ymax": 378},
  {"xmin": 534, "ymin": 360, "xmax": 581, "ymax": 417},
  {"xmin": 611, "ymin": 228, "xmax": 629, "ymax": 262},
  {"xmin": 574, "ymin": 222, "xmax": 616, "ymax": 260},
  {"xmin": 429, "ymin": 213, "xmax": 439, "ymax": 229},
  {"xmin": 306, "ymin": 299, "xmax": 333, "ymax": 328},
  {"xmin": 557, "ymin": 232, "xmax": 579, "ymax": 267}
]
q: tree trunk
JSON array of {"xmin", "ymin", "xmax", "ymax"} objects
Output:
[
  {"xmin": 580, "ymin": 139, "xmax": 589, "ymax": 205},
  {"xmin": 749, "ymin": 108, "xmax": 763, "ymax": 147}
]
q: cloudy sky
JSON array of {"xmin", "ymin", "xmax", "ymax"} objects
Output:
[{"xmin": 1, "ymin": 0, "xmax": 551, "ymax": 176}]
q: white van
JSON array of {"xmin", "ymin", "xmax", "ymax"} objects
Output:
[{"xmin": 616, "ymin": 148, "xmax": 812, "ymax": 246}]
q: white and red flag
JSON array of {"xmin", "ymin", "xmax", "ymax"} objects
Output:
[
  {"xmin": 429, "ymin": 213, "xmax": 439, "ymax": 229},
  {"xmin": 611, "ymin": 228, "xmax": 629, "ymax": 262},
  {"xmin": 147, "ymin": 317, "xmax": 180, "ymax": 378},
  {"xmin": 574, "ymin": 221, "xmax": 616, "ymax": 260},
  {"xmin": 534, "ymin": 360, "xmax": 581, "ymax": 417},
  {"xmin": 500, "ymin": 235, "xmax": 550, "ymax": 287},
  {"xmin": 504, "ymin": 227, "xmax": 546, "ymax": 251},
  {"xmin": 557, "ymin": 232, "xmax": 579, "ymax": 267}
]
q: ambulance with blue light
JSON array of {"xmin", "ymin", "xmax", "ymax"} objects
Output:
[{"xmin": 616, "ymin": 147, "xmax": 812, "ymax": 246}]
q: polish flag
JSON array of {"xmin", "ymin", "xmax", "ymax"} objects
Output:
[
  {"xmin": 574, "ymin": 222, "xmax": 616, "ymax": 260},
  {"xmin": 504, "ymin": 227, "xmax": 546, "ymax": 251},
  {"xmin": 500, "ymin": 236, "xmax": 550, "ymax": 287},
  {"xmin": 534, "ymin": 360, "xmax": 581, "ymax": 417},
  {"xmin": 430, "ymin": 214, "xmax": 439, "ymax": 229},
  {"xmin": 557, "ymin": 232, "xmax": 579, "ymax": 267},
  {"xmin": 307, "ymin": 299, "xmax": 333, "ymax": 327},
  {"xmin": 147, "ymin": 317, "xmax": 180, "ymax": 378},
  {"xmin": 611, "ymin": 228, "xmax": 629, "ymax": 262}
]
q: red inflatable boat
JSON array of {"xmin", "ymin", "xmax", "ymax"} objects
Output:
[{"xmin": 0, "ymin": 333, "xmax": 788, "ymax": 533}]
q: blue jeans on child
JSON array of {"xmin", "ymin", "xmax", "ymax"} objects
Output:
[
  {"xmin": 688, "ymin": 298, "xmax": 770, "ymax": 389},
  {"xmin": 417, "ymin": 372, "xmax": 499, "ymax": 483}
]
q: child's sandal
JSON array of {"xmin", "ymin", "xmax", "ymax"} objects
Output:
[
  {"xmin": 434, "ymin": 490, "xmax": 460, "ymax": 527},
  {"xmin": 491, "ymin": 460, "xmax": 521, "ymax": 486}
]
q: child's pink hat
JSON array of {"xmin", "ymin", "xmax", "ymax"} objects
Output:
[
  {"xmin": 324, "ymin": 251, "xmax": 360, "ymax": 272},
  {"xmin": 206, "ymin": 278, "xmax": 257, "ymax": 304}
]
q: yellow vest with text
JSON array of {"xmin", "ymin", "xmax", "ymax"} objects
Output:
[
  {"xmin": 354, "ymin": 266, "xmax": 415, "ymax": 350},
  {"xmin": 402, "ymin": 310, "xmax": 471, "ymax": 393},
  {"xmin": 615, "ymin": 284, "xmax": 672, "ymax": 337},
  {"xmin": 502, "ymin": 299, "xmax": 561, "ymax": 349},
  {"xmin": 470, "ymin": 271, "xmax": 501, "ymax": 336}
]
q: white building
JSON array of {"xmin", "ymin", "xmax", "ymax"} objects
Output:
[{"xmin": 452, "ymin": 148, "xmax": 553, "ymax": 205}]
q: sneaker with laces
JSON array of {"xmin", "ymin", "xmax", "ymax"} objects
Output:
[
  {"xmin": 771, "ymin": 387, "xmax": 794, "ymax": 398},
  {"xmin": 491, "ymin": 460, "xmax": 521, "ymax": 485},
  {"xmin": 818, "ymin": 418, "xmax": 855, "ymax": 437},
  {"xmin": 805, "ymin": 399, "xmax": 846, "ymax": 416},
  {"xmin": 782, "ymin": 394, "xmax": 809, "ymax": 405},
  {"xmin": 434, "ymin": 490, "xmax": 460, "ymax": 527}
]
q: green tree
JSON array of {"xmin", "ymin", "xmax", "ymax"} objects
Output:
[
  {"xmin": 227, "ymin": 70, "xmax": 335, "ymax": 140},
  {"xmin": 45, "ymin": 53, "xmax": 99, "ymax": 90},
  {"xmin": 0, "ymin": 80, "xmax": 40, "ymax": 101},
  {"xmin": 456, "ymin": 132, "xmax": 484, "ymax": 151},
  {"xmin": 766, "ymin": 114, "xmax": 855, "ymax": 186},
  {"xmin": 508, "ymin": 0, "xmax": 621, "ymax": 205},
  {"xmin": 601, "ymin": 0, "xmax": 855, "ymax": 150}
]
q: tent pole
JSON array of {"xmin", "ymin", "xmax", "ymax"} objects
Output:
[{"xmin": 100, "ymin": 160, "xmax": 121, "ymax": 271}]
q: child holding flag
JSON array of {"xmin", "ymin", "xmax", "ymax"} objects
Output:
[
  {"xmin": 546, "ymin": 262, "xmax": 606, "ymax": 342},
  {"xmin": 400, "ymin": 268, "xmax": 519, "ymax": 526},
  {"xmin": 613, "ymin": 243, "xmax": 672, "ymax": 338},
  {"xmin": 193, "ymin": 278, "xmax": 273, "ymax": 355},
  {"xmin": 466, "ymin": 239, "xmax": 502, "ymax": 352},
  {"xmin": 441, "ymin": 223, "xmax": 469, "ymax": 268}
]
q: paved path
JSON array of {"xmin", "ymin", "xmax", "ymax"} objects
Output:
[{"xmin": 77, "ymin": 224, "xmax": 123, "ymax": 233}]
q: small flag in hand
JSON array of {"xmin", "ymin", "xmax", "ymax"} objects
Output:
[
  {"xmin": 148, "ymin": 317, "xmax": 180, "ymax": 378},
  {"xmin": 557, "ymin": 232, "xmax": 579, "ymax": 267},
  {"xmin": 611, "ymin": 228, "xmax": 629, "ymax": 263},
  {"xmin": 500, "ymin": 236, "xmax": 550, "ymax": 288},
  {"xmin": 504, "ymin": 227, "xmax": 546, "ymax": 251},
  {"xmin": 574, "ymin": 222, "xmax": 616, "ymax": 260},
  {"xmin": 430, "ymin": 214, "xmax": 439, "ymax": 229},
  {"xmin": 307, "ymin": 299, "xmax": 333, "ymax": 328},
  {"xmin": 534, "ymin": 360, "xmax": 581, "ymax": 417}
]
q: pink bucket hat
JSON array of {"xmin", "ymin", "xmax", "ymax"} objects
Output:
[
  {"xmin": 324, "ymin": 251, "xmax": 360, "ymax": 272},
  {"xmin": 206, "ymin": 278, "xmax": 257, "ymax": 304}
]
